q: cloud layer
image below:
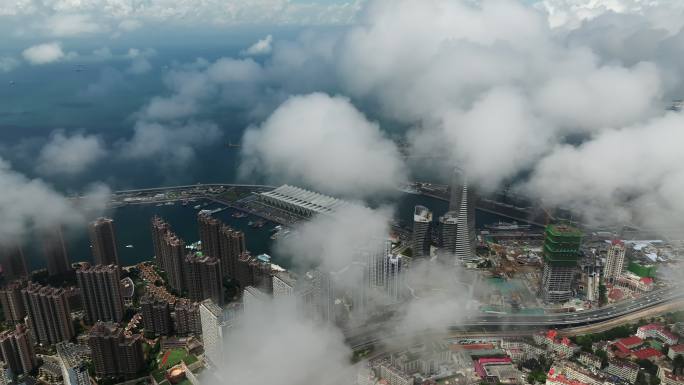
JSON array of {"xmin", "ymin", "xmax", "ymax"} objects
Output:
[
  {"xmin": 22, "ymin": 42, "xmax": 66, "ymax": 65},
  {"xmin": 0, "ymin": 158, "xmax": 110, "ymax": 246},
  {"xmin": 36, "ymin": 131, "xmax": 107, "ymax": 176},
  {"xmin": 240, "ymin": 93, "xmax": 405, "ymax": 198}
]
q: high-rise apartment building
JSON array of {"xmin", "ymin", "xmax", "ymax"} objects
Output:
[
  {"xmin": 439, "ymin": 211, "xmax": 458, "ymax": 254},
  {"xmin": 0, "ymin": 281, "xmax": 26, "ymax": 323},
  {"xmin": 272, "ymin": 271, "xmax": 296, "ymax": 298},
  {"xmin": 199, "ymin": 212, "xmax": 246, "ymax": 279},
  {"xmin": 88, "ymin": 322, "xmax": 144, "ymax": 379},
  {"xmin": 235, "ymin": 253, "xmax": 273, "ymax": 292},
  {"xmin": 198, "ymin": 212, "xmax": 221, "ymax": 259},
  {"xmin": 173, "ymin": 299, "xmax": 201, "ymax": 336},
  {"xmin": 412, "ymin": 206, "xmax": 432, "ymax": 258},
  {"xmin": 449, "ymin": 168, "xmax": 477, "ymax": 262},
  {"xmin": 140, "ymin": 295, "xmax": 172, "ymax": 337},
  {"xmin": 0, "ymin": 244, "xmax": 27, "ymax": 281},
  {"xmin": 151, "ymin": 216, "xmax": 171, "ymax": 270},
  {"xmin": 540, "ymin": 224, "xmax": 582, "ymax": 303},
  {"xmin": 21, "ymin": 282, "xmax": 75, "ymax": 345},
  {"xmin": 0, "ymin": 324, "xmax": 36, "ymax": 377},
  {"xmin": 76, "ymin": 264, "xmax": 124, "ymax": 324},
  {"xmin": 89, "ymin": 218, "xmax": 119, "ymax": 266},
  {"xmin": 219, "ymin": 224, "xmax": 246, "ymax": 279},
  {"xmin": 184, "ymin": 252, "xmax": 224, "ymax": 305},
  {"xmin": 162, "ymin": 234, "xmax": 186, "ymax": 293},
  {"xmin": 56, "ymin": 342, "xmax": 91, "ymax": 385},
  {"xmin": 43, "ymin": 227, "xmax": 71, "ymax": 276},
  {"xmin": 200, "ymin": 300, "xmax": 237, "ymax": 367},
  {"xmin": 383, "ymin": 254, "xmax": 407, "ymax": 302},
  {"xmin": 604, "ymin": 240, "xmax": 626, "ymax": 282}
]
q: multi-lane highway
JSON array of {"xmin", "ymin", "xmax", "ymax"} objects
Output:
[{"xmin": 345, "ymin": 287, "xmax": 684, "ymax": 350}]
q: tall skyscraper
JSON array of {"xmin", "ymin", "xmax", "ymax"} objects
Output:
[
  {"xmin": 199, "ymin": 212, "xmax": 246, "ymax": 279},
  {"xmin": 0, "ymin": 281, "xmax": 26, "ymax": 323},
  {"xmin": 0, "ymin": 244, "xmax": 27, "ymax": 281},
  {"xmin": 21, "ymin": 282, "xmax": 75, "ymax": 345},
  {"xmin": 411, "ymin": 205, "xmax": 432, "ymax": 258},
  {"xmin": 173, "ymin": 299, "xmax": 201, "ymax": 336},
  {"xmin": 198, "ymin": 212, "xmax": 221, "ymax": 259},
  {"xmin": 439, "ymin": 211, "xmax": 458, "ymax": 254},
  {"xmin": 365, "ymin": 240, "xmax": 391, "ymax": 288},
  {"xmin": 162, "ymin": 234, "xmax": 186, "ymax": 293},
  {"xmin": 151, "ymin": 216, "xmax": 171, "ymax": 270},
  {"xmin": 0, "ymin": 324, "xmax": 36, "ymax": 377},
  {"xmin": 540, "ymin": 224, "xmax": 582, "ymax": 303},
  {"xmin": 235, "ymin": 252, "xmax": 273, "ymax": 292},
  {"xmin": 449, "ymin": 168, "xmax": 477, "ymax": 262},
  {"xmin": 89, "ymin": 218, "xmax": 119, "ymax": 266},
  {"xmin": 76, "ymin": 264, "xmax": 124, "ymax": 324},
  {"xmin": 219, "ymin": 224, "xmax": 246, "ymax": 279},
  {"xmin": 200, "ymin": 299, "xmax": 233, "ymax": 367},
  {"xmin": 604, "ymin": 240, "xmax": 626, "ymax": 282},
  {"xmin": 140, "ymin": 295, "xmax": 172, "ymax": 337},
  {"xmin": 183, "ymin": 252, "xmax": 224, "ymax": 305},
  {"xmin": 383, "ymin": 254, "xmax": 407, "ymax": 302},
  {"xmin": 88, "ymin": 322, "xmax": 144, "ymax": 379},
  {"xmin": 43, "ymin": 227, "xmax": 71, "ymax": 276},
  {"xmin": 311, "ymin": 269, "xmax": 336, "ymax": 323}
]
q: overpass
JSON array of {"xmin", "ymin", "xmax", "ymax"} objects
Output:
[{"xmin": 346, "ymin": 287, "xmax": 684, "ymax": 351}]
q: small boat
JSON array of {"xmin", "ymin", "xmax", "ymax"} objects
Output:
[
  {"xmin": 232, "ymin": 211, "xmax": 247, "ymax": 218},
  {"xmin": 165, "ymin": 201, "xmax": 174, "ymax": 206},
  {"xmin": 193, "ymin": 205, "xmax": 202, "ymax": 210},
  {"xmin": 156, "ymin": 203, "xmax": 164, "ymax": 207},
  {"xmin": 125, "ymin": 245, "xmax": 134, "ymax": 248}
]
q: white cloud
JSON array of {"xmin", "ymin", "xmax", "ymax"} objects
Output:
[
  {"xmin": 277, "ymin": 205, "xmax": 392, "ymax": 273},
  {"xmin": 36, "ymin": 131, "xmax": 107, "ymax": 176},
  {"xmin": 243, "ymin": 34, "xmax": 273, "ymax": 56},
  {"xmin": 118, "ymin": 19, "xmax": 142, "ymax": 32},
  {"xmin": 1, "ymin": 0, "xmax": 363, "ymax": 27},
  {"xmin": 22, "ymin": 42, "xmax": 66, "ymax": 65},
  {"xmin": 536, "ymin": 0, "xmax": 684, "ymax": 32},
  {"xmin": 0, "ymin": 158, "xmax": 110, "ymax": 246},
  {"xmin": 119, "ymin": 121, "xmax": 222, "ymax": 169},
  {"xmin": 524, "ymin": 111, "xmax": 684, "ymax": 231},
  {"xmin": 0, "ymin": 57, "xmax": 20, "ymax": 72},
  {"xmin": 240, "ymin": 93, "xmax": 406, "ymax": 198},
  {"xmin": 212, "ymin": 297, "xmax": 354, "ymax": 385},
  {"xmin": 41, "ymin": 13, "xmax": 106, "ymax": 37}
]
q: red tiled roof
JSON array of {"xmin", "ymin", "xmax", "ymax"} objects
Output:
[
  {"xmin": 670, "ymin": 345, "xmax": 684, "ymax": 353},
  {"xmin": 640, "ymin": 277, "xmax": 654, "ymax": 284},
  {"xmin": 639, "ymin": 323, "xmax": 664, "ymax": 331},
  {"xmin": 618, "ymin": 336, "xmax": 643, "ymax": 348},
  {"xmin": 632, "ymin": 348, "xmax": 664, "ymax": 360},
  {"xmin": 612, "ymin": 342, "xmax": 632, "ymax": 355},
  {"xmin": 547, "ymin": 374, "xmax": 588, "ymax": 385}
]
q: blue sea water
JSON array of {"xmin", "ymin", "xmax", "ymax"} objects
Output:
[{"xmin": 1, "ymin": 29, "xmax": 519, "ymax": 272}]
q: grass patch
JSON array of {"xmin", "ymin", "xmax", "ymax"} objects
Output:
[{"xmin": 157, "ymin": 348, "xmax": 191, "ymax": 370}]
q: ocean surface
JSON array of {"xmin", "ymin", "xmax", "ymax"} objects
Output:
[
  {"xmin": 25, "ymin": 193, "xmax": 518, "ymax": 272},
  {"xmin": 1, "ymin": 30, "xmax": 522, "ymax": 272}
]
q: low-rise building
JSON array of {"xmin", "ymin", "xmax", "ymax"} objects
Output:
[
  {"xmin": 659, "ymin": 365, "xmax": 684, "ymax": 385},
  {"xmin": 578, "ymin": 352, "xmax": 602, "ymax": 370},
  {"xmin": 637, "ymin": 324, "xmax": 679, "ymax": 345},
  {"xmin": 668, "ymin": 345, "xmax": 684, "ymax": 360},
  {"xmin": 605, "ymin": 359, "xmax": 639, "ymax": 384}
]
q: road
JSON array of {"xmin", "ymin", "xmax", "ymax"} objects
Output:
[{"xmin": 345, "ymin": 287, "xmax": 684, "ymax": 350}]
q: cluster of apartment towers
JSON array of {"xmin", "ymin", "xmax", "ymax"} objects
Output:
[{"xmin": 0, "ymin": 218, "xmax": 147, "ymax": 381}]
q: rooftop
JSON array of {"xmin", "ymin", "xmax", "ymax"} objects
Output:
[{"xmin": 260, "ymin": 185, "xmax": 355, "ymax": 215}]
